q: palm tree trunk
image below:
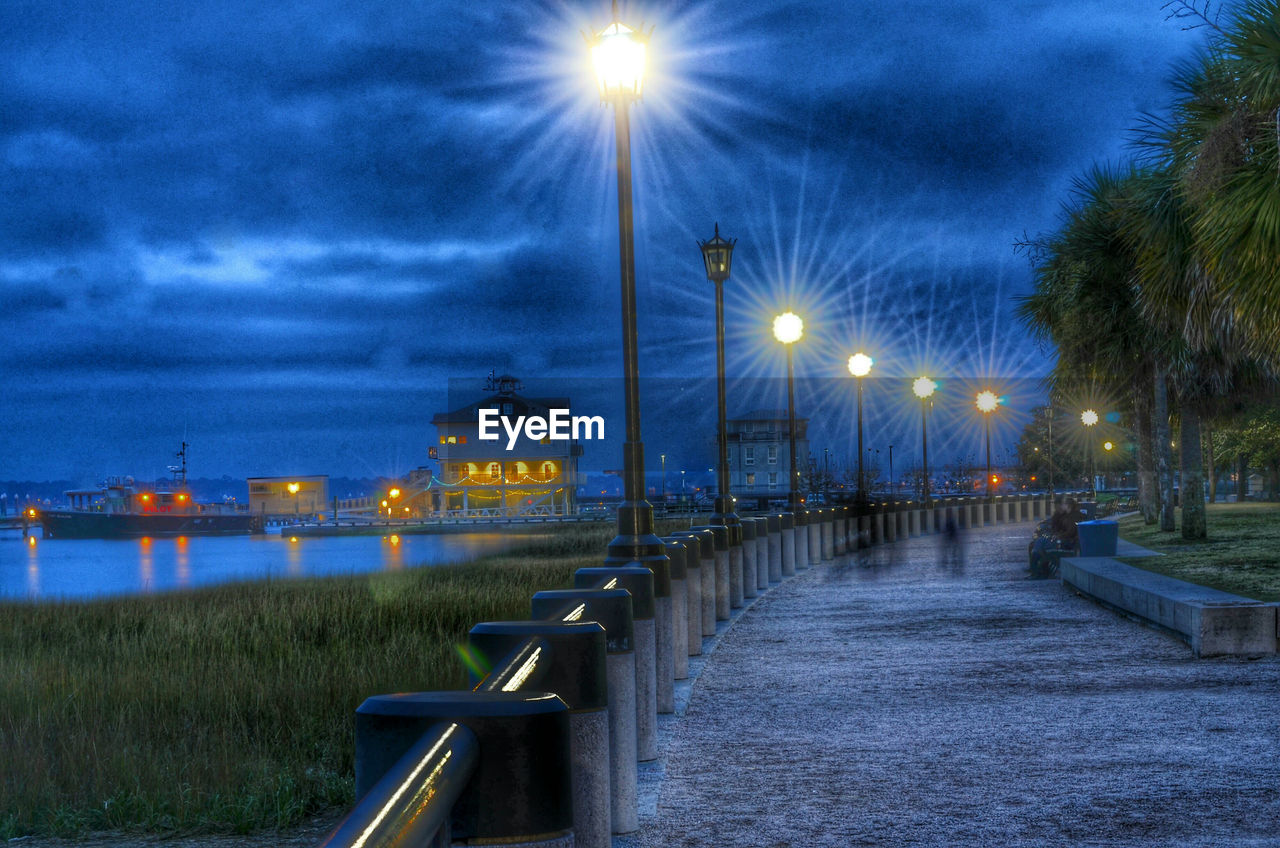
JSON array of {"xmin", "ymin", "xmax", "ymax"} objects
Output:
[
  {"xmin": 1134, "ymin": 374, "xmax": 1157, "ymax": 524},
  {"xmin": 1204, "ymin": 424, "xmax": 1216, "ymax": 504},
  {"xmin": 1153, "ymin": 368, "xmax": 1175, "ymax": 531},
  {"xmin": 1180, "ymin": 407, "xmax": 1206, "ymax": 540}
]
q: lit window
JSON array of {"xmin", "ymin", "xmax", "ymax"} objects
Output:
[
  {"xmin": 439, "ymin": 436, "xmax": 446, "ymax": 444},
  {"xmin": 459, "ymin": 435, "xmax": 466, "ymax": 444},
  {"xmin": 447, "ymin": 436, "xmax": 457, "ymax": 444},
  {"xmin": 746, "ymin": 473, "xmax": 756, "ymax": 486}
]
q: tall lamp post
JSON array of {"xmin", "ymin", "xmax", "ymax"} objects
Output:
[
  {"xmin": 976, "ymin": 390, "xmax": 999, "ymax": 503},
  {"xmin": 589, "ymin": 5, "xmax": 665, "ymax": 570},
  {"xmin": 699, "ymin": 224, "xmax": 741, "ymax": 543},
  {"xmin": 913, "ymin": 377, "xmax": 937, "ymax": 506},
  {"xmin": 848, "ymin": 352, "xmax": 873, "ymax": 505},
  {"xmin": 287, "ymin": 482, "xmax": 300, "ymax": 518},
  {"xmin": 1081, "ymin": 409, "xmax": 1099, "ymax": 500},
  {"xmin": 773, "ymin": 312, "xmax": 805, "ymax": 519}
]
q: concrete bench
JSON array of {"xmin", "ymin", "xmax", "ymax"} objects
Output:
[{"xmin": 1060, "ymin": 556, "xmax": 1279, "ymax": 657}]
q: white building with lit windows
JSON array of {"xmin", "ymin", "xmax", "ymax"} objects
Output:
[
  {"xmin": 725, "ymin": 410, "xmax": 809, "ymax": 509},
  {"xmin": 430, "ymin": 375, "xmax": 581, "ymax": 517}
]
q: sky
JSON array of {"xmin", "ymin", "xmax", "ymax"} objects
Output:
[{"xmin": 1, "ymin": 0, "xmax": 1211, "ymax": 483}]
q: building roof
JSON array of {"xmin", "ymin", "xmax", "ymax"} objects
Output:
[
  {"xmin": 432, "ymin": 392, "xmax": 571, "ymax": 425},
  {"xmin": 731, "ymin": 409, "xmax": 809, "ymax": 423}
]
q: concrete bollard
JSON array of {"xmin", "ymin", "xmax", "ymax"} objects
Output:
[
  {"xmin": 467, "ymin": 622, "xmax": 609, "ymax": 848},
  {"xmin": 690, "ymin": 525, "xmax": 730, "ymax": 621},
  {"xmin": 794, "ymin": 510, "xmax": 810, "ymax": 569},
  {"xmin": 717, "ymin": 521, "xmax": 745, "ymax": 609},
  {"xmin": 821, "ymin": 508, "xmax": 834, "ymax": 560},
  {"xmin": 807, "ymin": 510, "xmax": 822, "ymax": 565},
  {"xmin": 883, "ymin": 503, "xmax": 897, "ymax": 543},
  {"xmin": 660, "ymin": 539, "xmax": 690, "ymax": 679},
  {"xmin": 766, "ymin": 514, "xmax": 783, "ymax": 582},
  {"xmin": 958, "ymin": 501, "xmax": 971, "ymax": 529},
  {"xmin": 740, "ymin": 519, "xmax": 758, "ymax": 599},
  {"xmin": 908, "ymin": 508, "xmax": 920, "ymax": 537},
  {"xmin": 834, "ymin": 506, "xmax": 847, "ymax": 555},
  {"xmin": 356, "ymin": 691, "xmax": 573, "ymax": 847},
  {"xmin": 674, "ymin": 529, "xmax": 716, "ymax": 639},
  {"xmin": 780, "ymin": 512, "xmax": 797, "ymax": 576},
  {"xmin": 573, "ymin": 568, "xmax": 657, "ymax": 763},
  {"xmin": 747, "ymin": 517, "xmax": 768, "ymax": 591},
  {"xmin": 532, "ymin": 588, "xmax": 637, "ymax": 834}
]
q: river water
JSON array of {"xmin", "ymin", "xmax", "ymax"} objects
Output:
[{"xmin": 0, "ymin": 529, "xmax": 534, "ymax": 601}]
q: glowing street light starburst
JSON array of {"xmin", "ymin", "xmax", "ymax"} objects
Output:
[
  {"xmin": 975, "ymin": 390, "xmax": 999, "ymax": 414},
  {"xmin": 773, "ymin": 311, "xmax": 803, "ymax": 344},
  {"xmin": 1081, "ymin": 409, "xmax": 1099, "ymax": 427},
  {"xmin": 847, "ymin": 352, "xmax": 873, "ymax": 378},
  {"xmin": 912, "ymin": 377, "xmax": 937, "ymax": 399}
]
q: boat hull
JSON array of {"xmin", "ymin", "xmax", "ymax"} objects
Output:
[{"xmin": 40, "ymin": 511, "xmax": 262, "ymax": 539}]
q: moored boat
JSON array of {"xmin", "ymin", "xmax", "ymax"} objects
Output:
[{"xmin": 37, "ymin": 444, "xmax": 263, "ymax": 539}]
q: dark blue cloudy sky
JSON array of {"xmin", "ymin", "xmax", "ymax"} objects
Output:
[{"xmin": 1, "ymin": 0, "xmax": 1208, "ymax": 482}]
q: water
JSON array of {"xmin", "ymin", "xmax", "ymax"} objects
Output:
[{"xmin": 0, "ymin": 529, "xmax": 536, "ymax": 601}]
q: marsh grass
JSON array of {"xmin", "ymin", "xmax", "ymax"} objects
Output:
[
  {"xmin": 0, "ymin": 519, "xmax": 690, "ymax": 838},
  {"xmin": 1117, "ymin": 502, "xmax": 1280, "ymax": 601}
]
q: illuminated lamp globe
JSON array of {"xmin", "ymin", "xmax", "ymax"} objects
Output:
[
  {"xmin": 1081, "ymin": 409, "xmax": 1099, "ymax": 427},
  {"xmin": 912, "ymin": 377, "xmax": 937, "ymax": 399},
  {"xmin": 847, "ymin": 352, "xmax": 873, "ymax": 378},
  {"xmin": 1104, "ymin": 441, "xmax": 1115, "ymax": 451},
  {"xmin": 589, "ymin": 8, "xmax": 647, "ymax": 101},
  {"xmin": 975, "ymin": 390, "xmax": 999, "ymax": 413},
  {"xmin": 773, "ymin": 312, "xmax": 803, "ymax": 344}
]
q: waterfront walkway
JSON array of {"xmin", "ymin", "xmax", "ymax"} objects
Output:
[{"xmin": 631, "ymin": 522, "xmax": 1280, "ymax": 847}]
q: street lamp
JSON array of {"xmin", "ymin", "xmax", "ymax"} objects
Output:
[
  {"xmin": 976, "ymin": 390, "xmax": 999, "ymax": 503},
  {"xmin": 773, "ymin": 312, "xmax": 805, "ymax": 520},
  {"xmin": 1081, "ymin": 409, "xmax": 1099, "ymax": 499},
  {"xmin": 847, "ymin": 352, "xmax": 873, "ymax": 505},
  {"xmin": 287, "ymin": 481, "xmax": 300, "ymax": 518},
  {"xmin": 699, "ymin": 224, "xmax": 740, "ymax": 546},
  {"xmin": 589, "ymin": 5, "xmax": 665, "ymax": 572},
  {"xmin": 659, "ymin": 453, "xmax": 666, "ymax": 504},
  {"xmin": 913, "ymin": 377, "xmax": 937, "ymax": 505}
]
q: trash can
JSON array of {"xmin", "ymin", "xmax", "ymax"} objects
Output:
[{"xmin": 1076, "ymin": 519, "xmax": 1118, "ymax": 557}]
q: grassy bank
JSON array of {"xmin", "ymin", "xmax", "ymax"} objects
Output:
[
  {"xmin": 1117, "ymin": 502, "xmax": 1280, "ymax": 602},
  {"xmin": 0, "ymin": 520, "xmax": 683, "ymax": 838}
]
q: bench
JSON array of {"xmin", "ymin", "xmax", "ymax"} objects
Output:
[{"xmin": 1060, "ymin": 556, "xmax": 1279, "ymax": 657}]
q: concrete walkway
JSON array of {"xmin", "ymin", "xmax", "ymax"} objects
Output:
[{"xmin": 633, "ymin": 522, "xmax": 1280, "ymax": 847}]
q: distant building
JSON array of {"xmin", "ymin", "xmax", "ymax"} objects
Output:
[
  {"xmin": 431, "ymin": 374, "xmax": 581, "ymax": 517},
  {"xmin": 726, "ymin": 409, "xmax": 809, "ymax": 508},
  {"xmin": 247, "ymin": 475, "xmax": 329, "ymax": 518}
]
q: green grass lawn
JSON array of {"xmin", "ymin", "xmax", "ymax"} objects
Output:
[
  {"xmin": 1117, "ymin": 502, "xmax": 1280, "ymax": 602},
  {"xmin": 0, "ymin": 519, "xmax": 697, "ymax": 838}
]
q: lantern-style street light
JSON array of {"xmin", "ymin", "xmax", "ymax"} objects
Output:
[
  {"xmin": 976, "ymin": 390, "xmax": 999, "ymax": 503},
  {"xmin": 773, "ymin": 312, "xmax": 805, "ymax": 521},
  {"xmin": 699, "ymin": 224, "xmax": 741, "ymax": 547},
  {"xmin": 589, "ymin": 4, "xmax": 665, "ymax": 573},
  {"xmin": 847, "ymin": 353, "xmax": 873, "ymax": 504},
  {"xmin": 913, "ymin": 377, "xmax": 937, "ymax": 505}
]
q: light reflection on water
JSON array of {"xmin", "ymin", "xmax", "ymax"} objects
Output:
[{"xmin": 0, "ymin": 531, "xmax": 537, "ymax": 601}]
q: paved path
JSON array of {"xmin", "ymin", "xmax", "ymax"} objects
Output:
[{"xmin": 634, "ymin": 522, "xmax": 1280, "ymax": 847}]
